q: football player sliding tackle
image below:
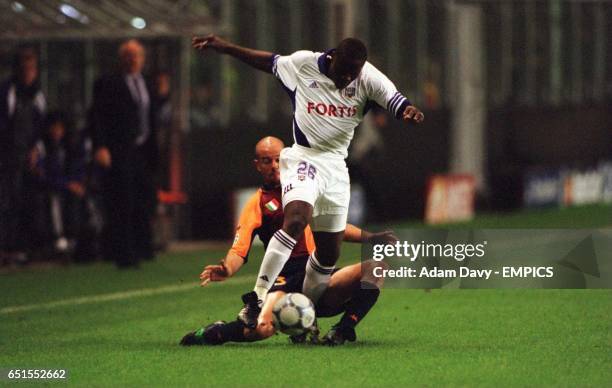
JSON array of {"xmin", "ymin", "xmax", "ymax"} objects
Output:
[
  {"xmin": 181, "ymin": 137, "xmax": 396, "ymax": 345},
  {"xmin": 191, "ymin": 35, "xmax": 423, "ymax": 332}
]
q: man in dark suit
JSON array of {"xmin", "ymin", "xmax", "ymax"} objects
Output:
[
  {"xmin": 91, "ymin": 39, "xmax": 159, "ymax": 268},
  {"xmin": 0, "ymin": 46, "xmax": 46, "ymax": 264}
]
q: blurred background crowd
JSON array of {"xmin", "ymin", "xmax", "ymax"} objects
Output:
[
  {"xmin": 0, "ymin": 0, "xmax": 611, "ymax": 268},
  {"xmin": 0, "ymin": 41, "xmax": 171, "ymax": 268}
]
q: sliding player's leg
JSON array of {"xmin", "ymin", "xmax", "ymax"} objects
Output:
[
  {"xmin": 249, "ymin": 291, "xmax": 286, "ymax": 340},
  {"xmin": 316, "ymin": 260, "xmax": 387, "ymax": 345},
  {"xmin": 179, "ymin": 291, "xmax": 286, "ymax": 346},
  {"xmin": 246, "ymin": 287, "xmax": 321, "ymax": 344}
]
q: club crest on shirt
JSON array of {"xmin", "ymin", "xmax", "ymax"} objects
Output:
[{"xmin": 344, "ymin": 86, "xmax": 356, "ymax": 98}]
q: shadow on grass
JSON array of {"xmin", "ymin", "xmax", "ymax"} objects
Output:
[
  {"xmin": 59, "ymin": 334, "xmax": 400, "ymax": 351},
  {"xmin": 201, "ymin": 338, "xmax": 394, "ymax": 349}
]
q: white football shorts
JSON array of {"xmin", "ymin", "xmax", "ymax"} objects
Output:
[{"xmin": 280, "ymin": 144, "xmax": 350, "ymax": 233}]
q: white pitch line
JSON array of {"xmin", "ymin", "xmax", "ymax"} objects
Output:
[{"xmin": 0, "ymin": 276, "xmax": 253, "ymax": 315}]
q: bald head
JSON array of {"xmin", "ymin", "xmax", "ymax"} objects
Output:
[
  {"xmin": 119, "ymin": 39, "xmax": 145, "ymax": 74},
  {"xmin": 255, "ymin": 136, "xmax": 284, "ymax": 159},
  {"xmin": 254, "ymin": 136, "xmax": 284, "ymax": 187}
]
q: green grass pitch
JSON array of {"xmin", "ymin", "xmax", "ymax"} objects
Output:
[{"xmin": 1, "ymin": 205, "xmax": 611, "ymax": 387}]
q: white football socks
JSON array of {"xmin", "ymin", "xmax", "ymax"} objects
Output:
[
  {"xmin": 302, "ymin": 252, "xmax": 335, "ymax": 303},
  {"xmin": 253, "ymin": 229, "xmax": 297, "ymax": 301}
]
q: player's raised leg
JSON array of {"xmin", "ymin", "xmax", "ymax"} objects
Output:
[
  {"xmin": 238, "ymin": 200, "xmax": 313, "ymax": 328},
  {"xmin": 253, "ymin": 201, "xmax": 312, "ymax": 299}
]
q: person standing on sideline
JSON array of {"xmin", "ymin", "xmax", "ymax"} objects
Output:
[
  {"xmin": 91, "ymin": 39, "xmax": 159, "ymax": 268},
  {"xmin": 0, "ymin": 46, "xmax": 46, "ymax": 265}
]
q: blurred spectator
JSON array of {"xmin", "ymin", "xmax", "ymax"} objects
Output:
[
  {"xmin": 35, "ymin": 112, "xmax": 87, "ymax": 256},
  {"xmin": 423, "ymin": 61, "xmax": 441, "ymax": 110},
  {"xmin": 190, "ymin": 83, "xmax": 219, "ymax": 128},
  {"xmin": 0, "ymin": 46, "xmax": 46, "ymax": 265},
  {"xmin": 155, "ymin": 72, "xmax": 172, "ymax": 124},
  {"xmin": 152, "ymin": 71, "xmax": 174, "ymax": 253},
  {"xmin": 154, "ymin": 71, "xmax": 172, "ymax": 190},
  {"xmin": 90, "ymin": 39, "xmax": 159, "ymax": 269},
  {"xmin": 71, "ymin": 109, "xmax": 106, "ymax": 263},
  {"xmin": 348, "ymin": 105, "xmax": 387, "ymax": 223}
]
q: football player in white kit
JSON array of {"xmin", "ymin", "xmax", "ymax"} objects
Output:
[{"xmin": 192, "ymin": 34, "xmax": 424, "ymax": 332}]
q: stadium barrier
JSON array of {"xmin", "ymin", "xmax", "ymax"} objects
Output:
[{"xmin": 524, "ymin": 160, "xmax": 612, "ymax": 208}]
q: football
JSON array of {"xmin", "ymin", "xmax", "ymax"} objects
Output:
[{"xmin": 272, "ymin": 293, "xmax": 316, "ymax": 335}]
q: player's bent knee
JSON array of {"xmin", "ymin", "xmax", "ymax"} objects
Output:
[
  {"xmin": 283, "ymin": 215, "xmax": 308, "ymax": 239},
  {"xmin": 256, "ymin": 322, "xmax": 276, "ymax": 339},
  {"xmin": 362, "ymin": 259, "xmax": 388, "ymax": 287},
  {"xmin": 282, "ymin": 201, "xmax": 312, "ymax": 239}
]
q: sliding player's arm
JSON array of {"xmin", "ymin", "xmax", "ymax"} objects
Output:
[
  {"xmin": 199, "ymin": 251, "xmax": 245, "ymax": 286},
  {"xmin": 343, "ymin": 224, "xmax": 398, "ymax": 244},
  {"xmin": 200, "ymin": 191, "xmax": 263, "ymax": 286},
  {"xmin": 192, "ymin": 34, "xmax": 274, "ymax": 73}
]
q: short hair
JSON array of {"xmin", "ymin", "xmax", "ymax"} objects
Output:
[{"xmin": 336, "ymin": 38, "xmax": 367, "ymax": 62}]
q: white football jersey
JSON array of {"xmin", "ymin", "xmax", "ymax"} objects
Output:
[{"xmin": 272, "ymin": 50, "xmax": 411, "ymax": 158}]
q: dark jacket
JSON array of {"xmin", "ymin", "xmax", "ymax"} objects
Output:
[
  {"xmin": 90, "ymin": 73, "xmax": 159, "ymax": 170},
  {"xmin": 36, "ymin": 134, "xmax": 87, "ymax": 193},
  {"xmin": 0, "ymin": 78, "xmax": 46, "ymax": 170}
]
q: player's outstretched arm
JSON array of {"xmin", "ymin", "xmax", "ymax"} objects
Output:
[
  {"xmin": 192, "ymin": 34, "xmax": 274, "ymax": 74},
  {"xmin": 200, "ymin": 251, "xmax": 245, "ymax": 286},
  {"xmin": 343, "ymin": 224, "xmax": 398, "ymax": 244}
]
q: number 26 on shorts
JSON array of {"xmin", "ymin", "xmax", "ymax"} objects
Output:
[{"xmin": 297, "ymin": 161, "xmax": 317, "ymax": 180}]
